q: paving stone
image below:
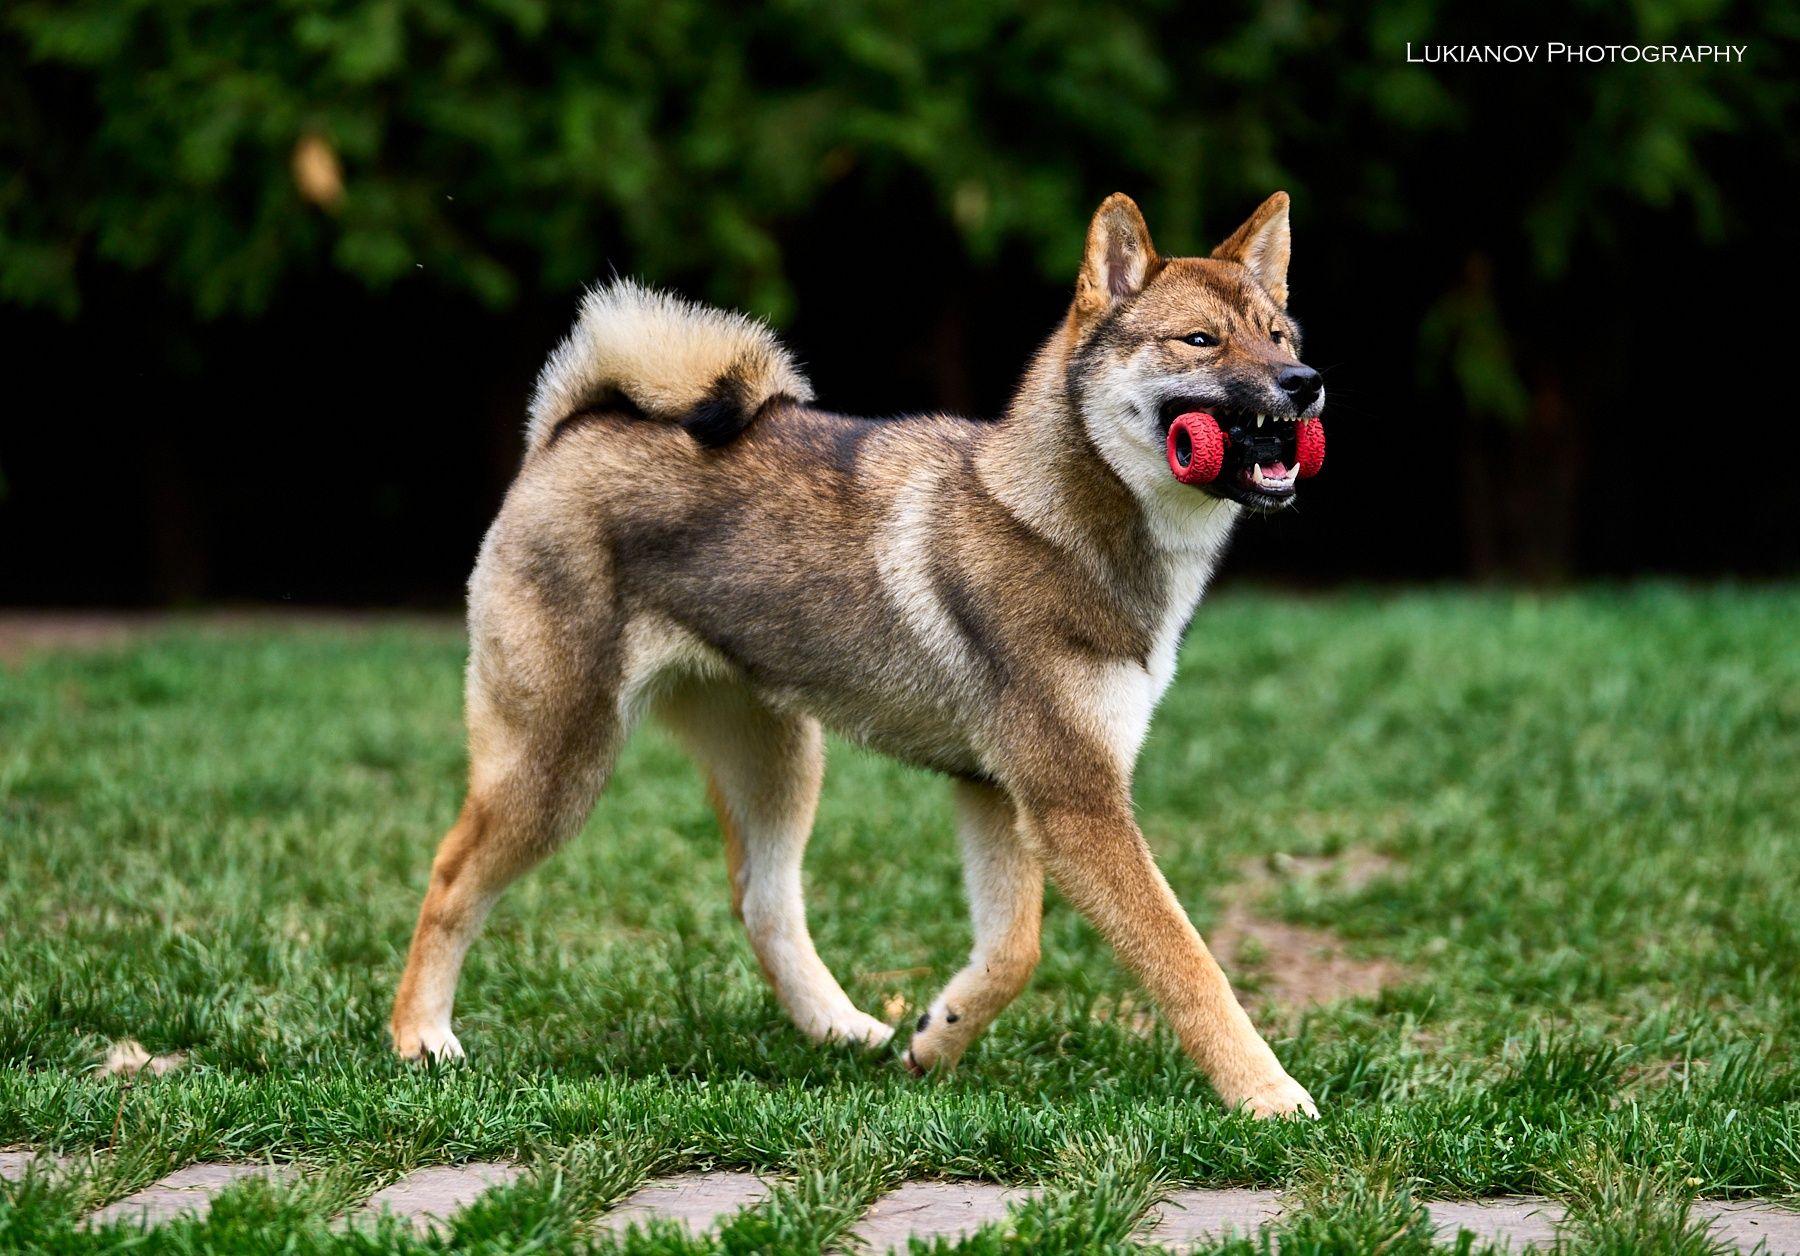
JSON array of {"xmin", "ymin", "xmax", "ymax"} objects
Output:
[
  {"xmin": 595, "ymin": 1171, "xmax": 768, "ymax": 1236},
  {"xmin": 1427, "ymin": 1198, "xmax": 1565, "ymax": 1250},
  {"xmin": 0, "ymin": 1150, "xmax": 63, "ymax": 1182},
  {"xmin": 1142, "ymin": 1187, "xmax": 1285, "ymax": 1249},
  {"xmin": 1694, "ymin": 1200, "xmax": 1800, "ymax": 1256},
  {"xmin": 850, "ymin": 1181, "xmax": 1036, "ymax": 1253},
  {"xmin": 357, "ymin": 1162, "xmax": 522, "ymax": 1235},
  {"xmin": 87, "ymin": 1163, "xmax": 286, "ymax": 1227}
]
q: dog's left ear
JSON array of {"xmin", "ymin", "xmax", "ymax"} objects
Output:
[
  {"xmin": 1211, "ymin": 192, "xmax": 1291, "ymax": 308},
  {"xmin": 1076, "ymin": 193, "xmax": 1161, "ymax": 321}
]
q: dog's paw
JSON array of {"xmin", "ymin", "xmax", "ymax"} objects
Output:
[
  {"xmin": 1232, "ymin": 1074, "xmax": 1319, "ymax": 1121},
  {"xmin": 801, "ymin": 1007, "xmax": 895, "ymax": 1049},
  {"xmin": 899, "ymin": 1005, "xmax": 964, "ymax": 1077},
  {"xmin": 392, "ymin": 1022, "xmax": 466, "ymax": 1064}
]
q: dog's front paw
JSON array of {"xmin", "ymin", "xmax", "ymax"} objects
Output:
[
  {"xmin": 1231, "ymin": 1074, "xmax": 1319, "ymax": 1121},
  {"xmin": 803, "ymin": 1007, "xmax": 895, "ymax": 1049},
  {"xmin": 391, "ymin": 1021, "xmax": 466, "ymax": 1064}
]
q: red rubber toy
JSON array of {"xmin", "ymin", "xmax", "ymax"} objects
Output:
[
  {"xmin": 1295, "ymin": 418, "xmax": 1325, "ymax": 478},
  {"xmin": 1166, "ymin": 411, "xmax": 1227, "ymax": 485}
]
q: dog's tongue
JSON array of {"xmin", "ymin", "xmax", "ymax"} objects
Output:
[{"xmin": 1262, "ymin": 460, "xmax": 1288, "ymax": 479}]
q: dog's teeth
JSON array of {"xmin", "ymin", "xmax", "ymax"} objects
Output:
[
  {"xmin": 1251, "ymin": 464, "xmax": 1265, "ymax": 486},
  {"xmin": 1256, "ymin": 413, "xmax": 1265, "ymax": 428}
]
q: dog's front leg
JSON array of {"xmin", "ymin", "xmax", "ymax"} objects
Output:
[
  {"xmin": 903, "ymin": 780, "xmax": 1043, "ymax": 1074},
  {"xmin": 1020, "ymin": 781, "xmax": 1316, "ymax": 1119}
]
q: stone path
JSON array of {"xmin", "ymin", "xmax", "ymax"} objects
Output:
[
  {"xmin": 1141, "ymin": 1188, "xmax": 1285, "ymax": 1247},
  {"xmin": 6, "ymin": 1157, "xmax": 1797, "ymax": 1251},
  {"xmin": 354, "ymin": 1161, "xmax": 522, "ymax": 1235},
  {"xmin": 0, "ymin": 1150, "xmax": 63, "ymax": 1180},
  {"xmin": 87, "ymin": 1164, "xmax": 287, "ymax": 1228},
  {"xmin": 1427, "ymin": 1198, "xmax": 1564, "ymax": 1250},
  {"xmin": 1693, "ymin": 1201, "xmax": 1800, "ymax": 1253},
  {"xmin": 849, "ymin": 1181, "xmax": 1035, "ymax": 1252},
  {"xmin": 1421, "ymin": 1196, "xmax": 1800, "ymax": 1253},
  {"xmin": 595, "ymin": 1170, "xmax": 767, "ymax": 1236}
]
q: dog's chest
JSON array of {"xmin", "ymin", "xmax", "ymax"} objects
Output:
[{"xmin": 1082, "ymin": 541, "xmax": 1221, "ymax": 767}]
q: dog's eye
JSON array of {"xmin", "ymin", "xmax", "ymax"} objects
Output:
[
  {"xmin": 1270, "ymin": 328, "xmax": 1285, "ymax": 343},
  {"xmin": 1177, "ymin": 332, "xmax": 1218, "ymax": 348}
]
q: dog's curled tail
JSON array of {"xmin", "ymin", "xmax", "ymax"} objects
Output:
[{"xmin": 526, "ymin": 279, "xmax": 813, "ymax": 452}]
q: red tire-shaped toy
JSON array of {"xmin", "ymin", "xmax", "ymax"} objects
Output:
[
  {"xmin": 1295, "ymin": 417, "xmax": 1325, "ymax": 478},
  {"xmin": 1166, "ymin": 411, "xmax": 1226, "ymax": 485}
]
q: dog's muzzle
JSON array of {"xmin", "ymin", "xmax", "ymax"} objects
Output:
[{"xmin": 1166, "ymin": 410, "xmax": 1324, "ymax": 504}]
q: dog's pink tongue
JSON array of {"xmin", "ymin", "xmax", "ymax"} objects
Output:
[{"xmin": 1264, "ymin": 461, "xmax": 1288, "ymax": 478}]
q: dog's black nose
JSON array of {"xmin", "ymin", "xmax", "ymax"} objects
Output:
[{"xmin": 1277, "ymin": 365, "xmax": 1322, "ymax": 411}]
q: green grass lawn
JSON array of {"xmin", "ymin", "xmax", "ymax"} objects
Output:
[{"xmin": 2, "ymin": 586, "xmax": 1797, "ymax": 1254}]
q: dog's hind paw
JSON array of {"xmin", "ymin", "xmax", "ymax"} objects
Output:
[{"xmin": 392, "ymin": 1022, "xmax": 466, "ymax": 1064}]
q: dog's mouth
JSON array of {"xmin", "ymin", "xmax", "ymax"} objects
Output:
[{"xmin": 1161, "ymin": 402, "xmax": 1320, "ymax": 511}]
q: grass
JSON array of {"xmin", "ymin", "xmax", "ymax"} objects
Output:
[{"xmin": 1, "ymin": 585, "xmax": 1797, "ymax": 1254}]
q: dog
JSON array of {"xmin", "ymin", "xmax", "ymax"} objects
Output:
[{"xmin": 391, "ymin": 192, "xmax": 1326, "ymax": 1119}]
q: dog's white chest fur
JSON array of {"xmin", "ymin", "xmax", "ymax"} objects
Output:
[{"xmin": 1084, "ymin": 530, "xmax": 1231, "ymax": 769}]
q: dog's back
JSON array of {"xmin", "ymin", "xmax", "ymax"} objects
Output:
[{"xmin": 524, "ymin": 423, "xmax": 994, "ymax": 772}]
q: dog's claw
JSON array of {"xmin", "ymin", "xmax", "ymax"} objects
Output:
[
  {"xmin": 1235, "ymin": 1075, "xmax": 1319, "ymax": 1120},
  {"xmin": 392, "ymin": 1024, "xmax": 465, "ymax": 1065},
  {"xmin": 809, "ymin": 1009, "xmax": 895, "ymax": 1048}
]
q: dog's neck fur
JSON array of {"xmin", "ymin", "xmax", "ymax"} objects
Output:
[{"xmin": 974, "ymin": 311, "xmax": 1239, "ymax": 629}]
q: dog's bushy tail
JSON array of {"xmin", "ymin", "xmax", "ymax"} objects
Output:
[{"xmin": 526, "ymin": 279, "xmax": 813, "ymax": 451}]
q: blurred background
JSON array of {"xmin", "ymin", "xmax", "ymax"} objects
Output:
[{"xmin": 2, "ymin": 0, "xmax": 1797, "ymax": 607}]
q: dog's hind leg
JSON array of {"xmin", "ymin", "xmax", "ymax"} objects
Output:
[
  {"xmin": 658, "ymin": 681, "xmax": 893, "ymax": 1047},
  {"xmin": 903, "ymin": 781, "xmax": 1043, "ymax": 1073},
  {"xmin": 390, "ymin": 606, "xmax": 624, "ymax": 1063}
]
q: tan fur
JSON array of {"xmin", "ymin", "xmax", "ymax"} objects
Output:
[
  {"xmin": 904, "ymin": 781, "xmax": 1041, "ymax": 1072},
  {"xmin": 1211, "ymin": 191, "xmax": 1292, "ymax": 308},
  {"xmin": 526, "ymin": 279, "xmax": 813, "ymax": 450},
  {"xmin": 392, "ymin": 193, "xmax": 1325, "ymax": 1118}
]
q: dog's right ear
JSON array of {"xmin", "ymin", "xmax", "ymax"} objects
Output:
[
  {"xmin": 1211, "ymin": 192, "xmax": 1292, "ymax": 307},
  {"xmin": 1075, "ymin": 193, "xmax": 1161, "ymax": 322}
]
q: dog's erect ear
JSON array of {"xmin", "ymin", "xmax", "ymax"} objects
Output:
[
  {"xmin": 1211, "ymin": 192, "xmax": 1292, "ymax": 307},
  {"xmin": 1076, "ymin": 193, "xmax": 1160, "ymax": 321}
]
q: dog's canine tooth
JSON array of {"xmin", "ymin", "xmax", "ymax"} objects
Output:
[{"xmin": 1256, "ymin": 413, "xmax": 1265, "ymax": 428}]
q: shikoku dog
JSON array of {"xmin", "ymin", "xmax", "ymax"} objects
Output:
[{"xmin": 391, "ymin": 192, "xmax": 1327, "ymax": 1119}]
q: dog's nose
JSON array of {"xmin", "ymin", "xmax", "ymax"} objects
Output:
[{"xmin": 1277, "ymin": 365, "xmax": 1322, "ymax": 411}]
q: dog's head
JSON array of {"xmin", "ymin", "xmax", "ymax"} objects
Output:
[{"xmin": 1066, "ymin": 192, "xmax": 1324, "ymax": 513}]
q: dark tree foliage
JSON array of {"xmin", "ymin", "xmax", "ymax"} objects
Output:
[{"xmin": 2, "ymin": 1, "xmax": 1796, "ymax": 596}]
